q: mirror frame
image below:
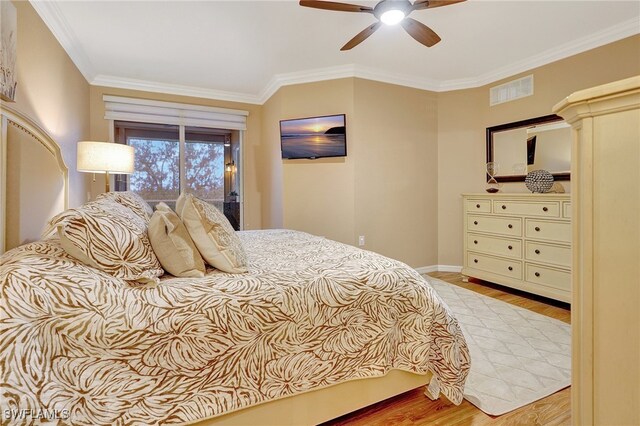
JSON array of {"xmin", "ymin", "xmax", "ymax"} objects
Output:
[{"xmin": 486, "ymin": 114, "xmax": 570, "ymax": 183}]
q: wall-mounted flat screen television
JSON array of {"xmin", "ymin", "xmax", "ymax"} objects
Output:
[{"xmin": 280, "ymin": 114, "xmax": 346, "ymax": 159}]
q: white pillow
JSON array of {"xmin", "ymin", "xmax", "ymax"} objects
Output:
[{"xmin": 176, "ymin": 193, "xmax": 247, "ymax": 273}]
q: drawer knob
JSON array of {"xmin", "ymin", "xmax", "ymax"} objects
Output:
[
  {"xmin": 508, "ymin": 266, "xmax": 513, "ymax": 271},
  {"xmin": 535, "ymin": 249, "xmax": 541, "ymax": 254},
  {"xmin": 543, "ymin": 207, "xmax": 548, "ymax": 212},
  {"xmin": 508, "ymin": 224, "xmax": 513, "ymax": 229},
  {"xmin": 535, "ymin": 272, "xmax": 541, "ymax": 277},
  {"xmin": 508, "ymin": 245, "xmax": 513, "ymax": 250},
  {"xmin": 474, "ymin": 259, "xmax": 478, "ymax": 263},
  {"xmin": 535, "ymin": 226, "xmax": 541, "ymax": 232},
  {"xmin": 474, "ymin": 221, "xmax": 478, "ymax": 225},
  {"xmin": 474, "ymin": 240, "xmax": 478, "ymax": 244},
  {"xmin": 476, "ymin": 204, "xmax": 480, "ymax": 208},
  {"xmin": 501, "ymin": 205, "xmax": 507, "ymax": 210}
]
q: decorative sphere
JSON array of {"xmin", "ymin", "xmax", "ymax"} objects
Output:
[{"xmin": 525, "ymin": 170, "xmax": 554, "ymax": 193}]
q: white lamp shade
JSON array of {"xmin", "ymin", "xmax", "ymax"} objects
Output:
[{"xmin": 77, "ymin": 141, "xmax": 135, "ymax": 174}]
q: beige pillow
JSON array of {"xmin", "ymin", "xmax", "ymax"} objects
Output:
[
  {"xmin": 176, "ymin": 193, "xmax": 248, "ymax": 273},
  {"xmin": 148, "ymin": 203, "xmax": 206, "ymax": 278},
  {"xmin": 57, "ymin": 201, "xmax": 164, "ymax": 283}
]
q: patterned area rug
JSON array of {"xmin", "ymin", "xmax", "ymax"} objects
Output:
[{"xmin": 427, "ymin": 277, "xmax": 571, "ymax": 416}]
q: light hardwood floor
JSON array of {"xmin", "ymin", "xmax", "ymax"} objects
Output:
[{"xmin": 322, "ymin": 272, "xmax": 571, "ymax": 426}]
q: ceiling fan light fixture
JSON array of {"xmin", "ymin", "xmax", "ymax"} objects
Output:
[
  {"xmin": 300, "ymin": 0, "xmax": 464, "ymax": 50},
  {"xmin": 380, "ymin": 9, "xmax": 405, "ymax": 25}
]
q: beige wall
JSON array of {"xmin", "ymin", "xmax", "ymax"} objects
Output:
[
  {"xmin": 2, "ymin": 1, "xmax": 89, "ymax": 248},
  {"xmin": 263, "ymin": 79, "xmax": 356, "ymax": 244},
  {"xmin": 353, "ymin": 79, "xmax": 438, "ymax": 267},
  {"xmin": 9, "ymin": 1, "xmax": 90, "ymax": 208},
  {"xmin": 262, "ymin": 78, "xmax": 439, "ymax": 267},
  {"xmin": 437, "ymin": 34, "xmax": 640, "ymax": 266},
  {"xmin": 88, "ymin": 86, "xmax": 264, "ymax": 230},
  {"xmin": 259, "ymin": 88, "xmax": 285, "ymax": 230}
]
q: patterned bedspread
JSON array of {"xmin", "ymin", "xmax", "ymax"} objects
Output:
[{"xmin": 0, "ymin": 230, "xmax": 469, "ymax": 425}]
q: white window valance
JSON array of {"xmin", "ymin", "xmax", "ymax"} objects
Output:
[{"xmin": 103, "ymin": 95, "xmax": 248, "ymax": 130}]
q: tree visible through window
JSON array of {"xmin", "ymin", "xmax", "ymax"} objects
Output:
[
  {"xmin": 115, "ymin": 121, "xmax": 230, "ymax": 212},
  {"xmin": 185, "ymin": 132, "xmax": 225, "ymax": 207},
  {"xmin": 128, "ymin": 137, "xmax": 180, "ymax": 203}
]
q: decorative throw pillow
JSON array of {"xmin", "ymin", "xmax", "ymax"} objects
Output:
[
  {"xmin": 42, "ymin": 209, "xmax": 82, "ymax": 239},
  {"xmin": 96, "ymin": 191, "xmax": 153, "ymax": 223},
  {"xmin": 148, "ymin": 203, "xmax": 206, "ymax": 278},
  {"xmin": 57, "ymin": 201, "xmax": 164, "ymax": 283},
  {"xmin": 42, "ymin": 197, "xmax": 147, "ymax": 239},
  {"xmin": 176, "ymin": 193, "xmax": 248, "ymax": 273}
]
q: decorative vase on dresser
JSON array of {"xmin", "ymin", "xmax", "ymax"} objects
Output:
[{"xmin": 461, "ymin": 193, "xmax": 571, "ymax": 303}]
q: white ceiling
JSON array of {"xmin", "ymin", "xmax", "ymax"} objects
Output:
[{"xmin": 32, "ymin": 0, "xmax": 640, "ymax": 104}]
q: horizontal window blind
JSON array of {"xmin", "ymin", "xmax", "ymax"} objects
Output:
[{"xmin": 104, "ymin": 95, "xmax": 248, "ymax": 130}]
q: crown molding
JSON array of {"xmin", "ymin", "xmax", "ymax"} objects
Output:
[
  {"xmin": 32, "ymin": 0, "xmax": 639, "ymax": 105},
  {"xmin": 261, "ymin": 17, "xmax": 639, "ymax": 97},
  {"xmin": 91, "ymin": 75, "xmax": 263, "ymax": 105},
  {"xmin": 256, "ymin": 64, "xmax": 443, "ymax": 103},
  {"xmin": 438, "ymin": 17, "xmax": 640, "ymax": 91},
  {"xmin": 29, "ymin": 0, "xmax": 95, "ymax": 82},
  {"xmin": 353, "ymin": 65, "xmax": 442, "ymax": 92},
  {"xmin": 94, "ymin": 18, "xmax": 639, "ymax": 105},
  {"xmin": 258, "ymin": 64, "xmax": 358, "ymax": 104}
]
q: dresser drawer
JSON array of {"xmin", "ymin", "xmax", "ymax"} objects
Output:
[
  {"xmin": 525, "ymin": 263, "xmax": 571, "ymax": 292},
  {"xmin": 468, "ymin": 252, "xmax": 522, "ymax": 280},
  {"xmin": 466, "ymin": 199, "xmax": 491, "ymax": 213},
  {"xmin": 468, "ymin": 215, "xmax": 522, "ymax": 237},
  {"xmin": 525, "ymin": 241, "xmax": 571, "ymax": 268},
  {"xmin": 493, "ymin": 200, "xmax": 561, "ymax": 218},
  {"xmin": 525, "ymin": 219, "xmax": 571, "ymax": 243},
  {"xmin": 563, "ymin": 202, "xmax": 572, "ymax": 219},
  {"xmin": 468, "ymin": 233, "xmax": 522, "ymax": 259}
]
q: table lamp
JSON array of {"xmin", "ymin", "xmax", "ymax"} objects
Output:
[{"xmin": 77, "ymin": 141, "xmax": 135, "ymax": 192}]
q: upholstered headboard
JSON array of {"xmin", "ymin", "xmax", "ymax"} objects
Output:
[{"xmin": 0, "ymin": 104, "xmax": 69, "ymax": 254}]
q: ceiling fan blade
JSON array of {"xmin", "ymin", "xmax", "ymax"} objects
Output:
[
  {"xmin": 412, "ymin": 0, "xmax": 466, "ymax": 11},
  {"xmin": 341, "ymin": 21, "xmax": 382, "ymax": 51},
  {"xmin": 299, "ymin": 0, "xmax": 373, "ymax": 13},
  {"xmin": 400, "ymin": 17, "xmax": 441, "ymax": 47}
]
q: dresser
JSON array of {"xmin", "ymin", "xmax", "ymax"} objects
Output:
[
  {"xmin": 554, "ymin": 76, "xmax": 639, "ymax": 425},
  {"xmin": 461, "ymin": 193, "xmax": 571, "ymax": 303}
]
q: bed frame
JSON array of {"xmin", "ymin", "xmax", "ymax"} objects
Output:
[
  {"xmin": 190, "ymin": 370, "xmax": 432, "ymax": 426},
  {"xmin": 0, "ymin": 104, "xmax": 69, "ymax": 254},
  {"xmin": 0, "ymin": 105, "xmax": 436, "ymax": 425}
]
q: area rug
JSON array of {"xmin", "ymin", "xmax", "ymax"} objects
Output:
[{"xmin": 426, "ymin": 277, "xmax": 571, "ymax": 416}]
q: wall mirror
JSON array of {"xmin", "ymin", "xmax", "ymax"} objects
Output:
[{"xmin": 486, "ymin": 114, "xmax": 571, "ymax": 182}]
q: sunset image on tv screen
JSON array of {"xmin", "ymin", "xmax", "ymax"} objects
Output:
[{"xmin": 280, "ymin": 114, "xmax": 346, "ymax": 159}]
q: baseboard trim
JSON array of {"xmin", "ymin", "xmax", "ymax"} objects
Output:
[{"xmin": 414, "ymin": 265, "xmax": 463, "ymax": 274}]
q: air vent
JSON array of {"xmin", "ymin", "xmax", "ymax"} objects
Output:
[{"xmin": 490, "ymin": 75, "xmax": 534, "ymax": 106}]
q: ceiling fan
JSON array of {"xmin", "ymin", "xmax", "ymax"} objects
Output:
[{"xmin": 300, "ymin": 0, "xmax": 466, "ymax": 50}]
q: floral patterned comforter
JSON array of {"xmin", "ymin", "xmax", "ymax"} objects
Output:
[{"xmin": 0, "ymin": 230, "xmax": 469, "ymax": 425}]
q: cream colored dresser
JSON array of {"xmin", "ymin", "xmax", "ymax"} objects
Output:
[
  {"xmin": 461, "ymin": 193, "xmax": 571, "ymax": 303},
  {"xmin": 554, "ymin": 76, "xmax": 639, "ymax": 425}
]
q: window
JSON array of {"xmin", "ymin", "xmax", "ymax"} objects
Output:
[
  {"xmin": 184, "ymin": 127, "xmax": 226, "ymax": 208},
  {"xmin": 116, "ymin": 123, "xmax": 180, "ymax": 205},
  {"xmin": 115, "ymin": 121, "xmax": 238, "ymax": 221}
]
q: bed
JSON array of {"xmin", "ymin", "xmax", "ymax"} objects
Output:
[{"xmin": 0, "ymin": 105, "xmax": 470, "ymax": 425}]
